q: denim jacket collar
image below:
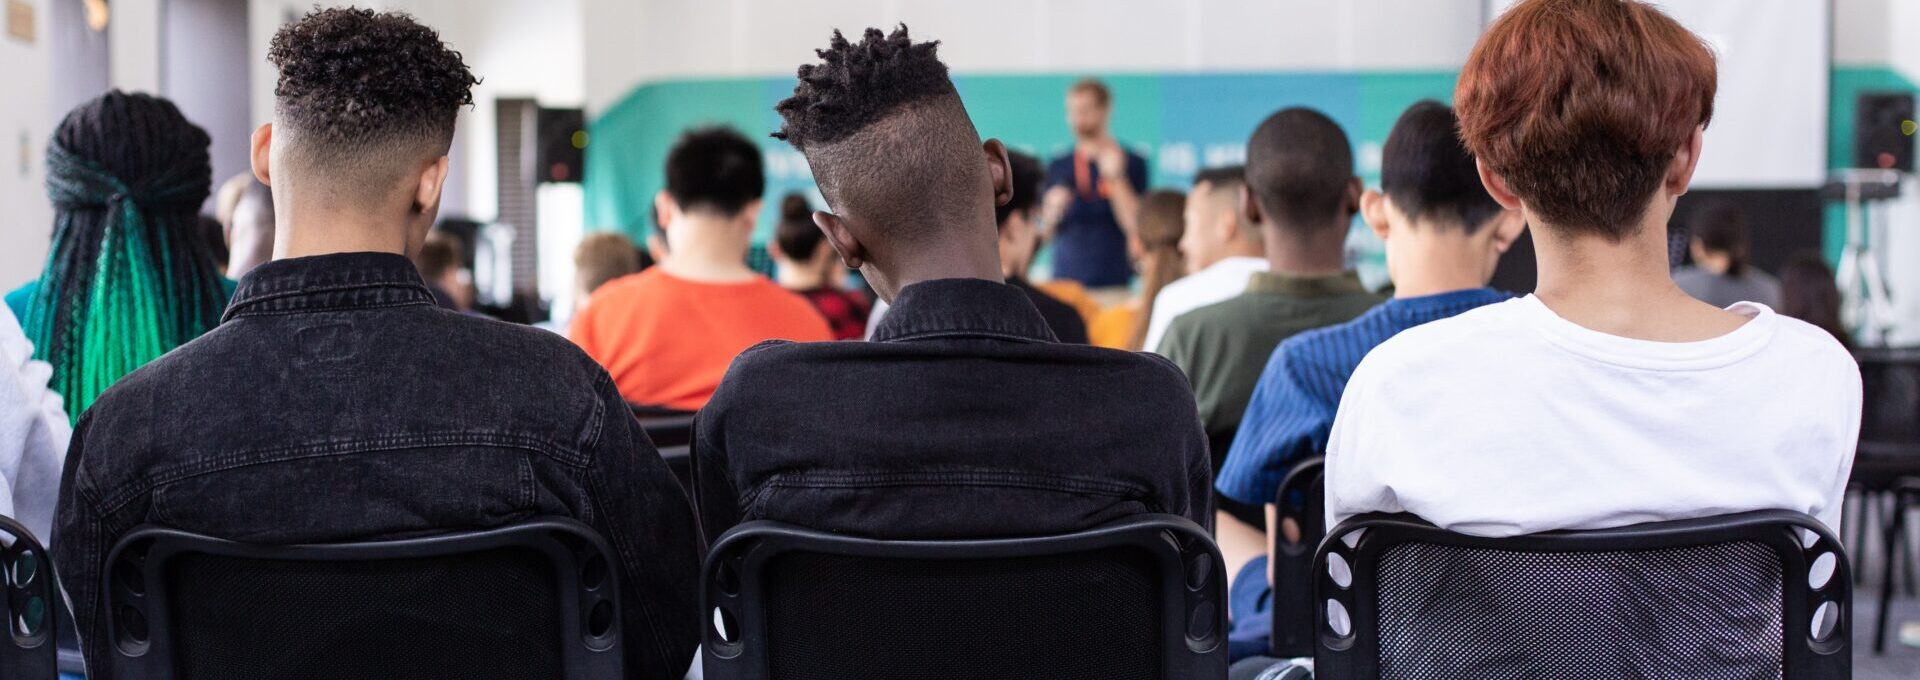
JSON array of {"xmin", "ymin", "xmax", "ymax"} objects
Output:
[
  {"xmin": 224, "ymin": 252, "xmax": 437, "ymax": 322},
  {"xmin": 870, "ymin": 277, "xmax": 1058, "ymax": 344}
]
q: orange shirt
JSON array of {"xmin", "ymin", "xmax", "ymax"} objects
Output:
[
  {"xmin": 1089, "ymin": 303, "xmax": 1136, "ymax": 350},
  {"xmin": 571, "ymin": 268, "xmax": 833, "ymax": 411}
]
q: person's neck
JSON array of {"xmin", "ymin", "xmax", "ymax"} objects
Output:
[
  {"xmin": 273, "ymin": 211, "xmax": 414, "ymax": 260},
  {"xmin": 1532, "ymin": 211, "xmax": 1745, "ymax": 341},
  {"xmin": 775, "ymin": 264, "xmax": 831, "ymax": 290},
  {"xmin": 659, "ymin": 215, "xmax": 757, "ymax": 283},
  {"xmin": 1389, "ymin": 223, "xmax": 1495, "ymax": 299},
  {"xmin": 1073, "ymin": 135, "xmax": 1106, "ymax": 153},
  {"xmin": 1264, "ymin": 222, "xmax": 1349, "ymax": 278},
  {"xmin": 874, "ymin": 227, "xmax": 1004, "ymax": 301},
  {"xmin": 1695, "ymin": 250, "xmax": 1734, "ymax": 275}
]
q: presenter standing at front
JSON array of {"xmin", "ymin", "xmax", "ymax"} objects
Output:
[{"xmin": 1042, "ymin": 78, "xmax": 1149, "ymax": 292}]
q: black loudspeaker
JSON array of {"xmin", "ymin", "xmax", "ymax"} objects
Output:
[
  {"xmin": 1855, "ymin": 92, "xmax": 1915, "ymax": 172},
  {"xmin": 536, "ymin": 107, "xmax": 587, "ymax": 184}
]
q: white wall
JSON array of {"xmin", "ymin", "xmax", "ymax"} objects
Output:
[
  {"xmin": 582, "ymin": 0, "xmax": 1487, "ymax": 115},
  {"xmin": 0, "ymin": 0, "xmax": 52, "ymax": 289},
  {"xmin": 110, "ymin": 0, "xmax": 163, "ymax": 94}
]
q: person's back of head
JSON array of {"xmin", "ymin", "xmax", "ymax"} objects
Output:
[
  {"xmin": 772, "ymin": 193, "xmax": 824, "ymax": 263},
  {"xmin": 995, "ymin": 150, "xmax": 1046, "ymax": 278},
  {"xmin": 28, "ymin": 91, "xmax": 223, "ymax": 421},
  {"xmin": 1688, "ymin": 201, "xmax": 1753, "ymax": 276},
  {"xmin": 262, "ymin": 7, "xmax": 477, "ymax": 257},
  {"xmin": 1456, "ymin": 0, "xmax": 1714, "ymax": 242},
  {"xmin": 1244, "ymin": 107, "xmax": 1359, "ymax": 252},
  {"xmin": 1363, "ymin": 100, "xmax": 1524, "ymax": 294},
  {"xmin": 1779, "ymin": 251, "xmax": 1849, "ymax": 349},
  {"xmin": 1179, "ymin": 165, "xmax": 1254, "ymax": 274},
  {"xmin": 414, "ymin": 231, "xmax": 469, "ymax": 310},
  {"xmin": 774, "ymin": 25, "xmax": 1009, "ymax": 301},
  {"xmin": 661, "ymin": 126, "xmax": 765, "ymax": 243},
  {"xmin": 574, "ymin": 232, "xmax": 643, "ymax": 303},
  {"xmin": 1129, "ymin": 190, "xmax": 1187, "ymax": 350}
]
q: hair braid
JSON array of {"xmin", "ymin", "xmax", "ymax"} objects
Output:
[{"xmin": 25, "ymin": 91, "xmax": 221, "ymax": 422}]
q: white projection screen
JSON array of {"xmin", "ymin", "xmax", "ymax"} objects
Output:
[{"xmin": 1485, "ymin": 0, "xmax": 1831, "ymax": 189}]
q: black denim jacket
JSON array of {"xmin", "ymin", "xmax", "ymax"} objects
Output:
[
  {"xmin": 51, "ymin": 252, "xmax": 700, "ymax": 679},
  {"xmin": 692, "ymin": 277, "xmax": 1213, "ymax": 543}
]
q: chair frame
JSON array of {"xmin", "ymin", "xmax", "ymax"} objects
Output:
[
  {"xmin": 1269, "ymin": 456, "xmax": 1325, "ymax": 659},
  {"xmin": 104, "ymin": 518, "xmax": 622, "ymax": 680},
  {"xmin": 1313, "ymin": 510, "xmax": 1851, "ymax": 680},
  {"xmin": 702, "ymin": 514, "xmax": 1228, "ymax": 680},
  {"xmin": 2, "ymin": 515, "xmax": 58, "ymax": 680}
]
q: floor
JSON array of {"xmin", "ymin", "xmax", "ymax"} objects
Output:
[{"xmin": 1857, "ymin": 596, "xmax": 1920, "ymax": 679}]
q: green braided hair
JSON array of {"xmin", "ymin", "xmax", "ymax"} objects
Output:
[{"xmin": 24, "ymin": 91, "xmax": 222, "ymax": 423}]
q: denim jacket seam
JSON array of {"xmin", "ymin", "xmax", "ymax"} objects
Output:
[
  {"xmin": 226, "ymin": 299, "xmax": 436, "ymax": 320},
  {"xmin": 97, "ymin": 433, "xmax": 590, "ymax": 513}
]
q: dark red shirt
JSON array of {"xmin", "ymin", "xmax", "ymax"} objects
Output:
[{"xmin": 799, "ymin": 287, "xmax": 873, "ymax": 341}]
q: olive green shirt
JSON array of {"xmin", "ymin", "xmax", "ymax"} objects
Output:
[{"xmin": 1156, "ymin": 271, "xmax": 1382, "ymax": 450}]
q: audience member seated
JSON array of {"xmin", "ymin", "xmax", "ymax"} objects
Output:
[
  {"xmin": 1326, "ymin": 0, "xmax": 1860, "ymax": 538},
  {"xmin": 1158, "ymin": 109, "xmax": 1383, "ymax": 493},
  {"xmin": 1779, "ymin": 250, "xmax": 1851, "ymax": 349},
  {"xmin": 772, "ymin": 193, "xmax": 872, "ymax": 340},
  {"xmin": 414, "ymin": 230, "xmax": 472, "ymax": 311},
  {"xmin": 1674, "ymin": 200, "xmax": 1779, "ymax": 309},
  {"xmin": 552, "ymin": 231, "xmax": 645, "ymax": 333},
  {"xmin": 570, "ymin": 127, "xmax": 832, "ymax": 411},
  {"xmin": 51, "ymin": 9, "xmax": 701, "ymax": 678},
  {"xmin": 1213, "ymin": 101, "xmax": 1525, "ymax": 662},
  {"xmin": 693, "ymin": 26, "xmax": 1210, "ymax": 542},
  {"xmin": 1091, "ymin": 190, "xmax": 1186, "ymax": 350},
  {"xmin": 1141, "ymin": 165, "xmax": 1262, "ymax": 352},
  {"xmin": 215, "ymin": 173, "xmax": 276, "ymax": 279},
  {"xmin": 1000, "ymin": 151, "xmax": 1091, "ymax": 344},
  {"xmin": 8, "ymin": 92, "xmax": 234, "ymax": 422},
  {"xmin": 0, "ymin": 306, "xmax": 68, "ymax": 542}
]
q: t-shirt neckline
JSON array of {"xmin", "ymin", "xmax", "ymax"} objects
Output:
[{"xmin": 1515, "ymin": 294, "xmax": 1778, "ymax": 371}]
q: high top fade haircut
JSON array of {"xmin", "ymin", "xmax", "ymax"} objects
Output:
[
  {"xmin": 1456, "ymin": 0, "xmax": 1715, "ymax": 239},
  {"xmin": 1245, "ymin": 107, "xmax": 1354, "ymax": 234},
  {"xmin": 1381, "ymin": 101, "xmax": 1504, "ymax": 233},
  {"xmin": 774, "ymin": 26, "xmax": 987, "ymax": 240},
  {"xmin": 269, "ymin": 7, "xmax": 477, "ymax": 198}
]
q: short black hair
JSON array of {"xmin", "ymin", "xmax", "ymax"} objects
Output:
[
  {"xmin": 665, "ymin": 126, "xmax": 765, "ymax": 216},
  {"xmin": 1245, "ymin": 107, "xmax": 1354, "ymax": 231},
  {"xmin": 1689, "ymin": 199, "xmax": 1752, "ymax": 273},
  {"xmin": 1192, "ymin": 165, "xmax": 1245, "ymax": 194},
  {"xmin": 997, "ymin": 151, "xmax": 1044, "ymax": 227},
  {"xmin": 1381, "ymin": 101, "xmax": 1503, "ymax": 232},
  {"xmin": 773, "ymin": 193, "xmax": 822, "ymax": 260},
  {"xmin": 773, "ymin": 25, "xmax": 985, "ymax": 242},
  {"xmin": 269, "ymin": 8, "xmax": 475, "ymax": 188}
]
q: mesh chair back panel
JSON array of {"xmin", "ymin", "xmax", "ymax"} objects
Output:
[
  {"xmin": 762, "ymin": 546, "xmax": 1163, "ymax": 680},
  {"xmin": 166, "ymin": 547, "xmax": 564, "ymax": 680},
  {"xmin": 1859, "ymin": 353, "xmax": 1920, "ymax": 445},
  {"xmin": 1374, "ymin": 540, "xmax": 1783, "ymax": 680}
]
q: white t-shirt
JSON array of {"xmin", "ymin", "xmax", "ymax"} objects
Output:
[
  {"xmin": 0, "ymin": 306, "xmax": 70, "ymax": 543},
  {"xmin": 1327, "ymin": 295, "xmax": 1860, "ymax": 537},
  {"xmin": 1143, "ymin": 256, "xmax": 1269, "ymax": 353}
]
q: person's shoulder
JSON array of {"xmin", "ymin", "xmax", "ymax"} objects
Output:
[
  {"xmin": 1280, "ymin": 302, "xmax": 1393, "ymax": 369},
  {"xmin": 1763, "ymin": 310, "xmax": 1859, "ymax": 375},
  {"xmin": 1352, "ymin": 298, "xmax": 1525, "ymax": 376}
]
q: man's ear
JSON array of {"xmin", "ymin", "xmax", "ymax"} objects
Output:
[
  {"xmin": 1664, "ymin": 125, "xmax": 1706, "ymax": 198},
  {"xmin": 413, "ymin": 156, "xmax": 451, "ymax": 215},
  {"xmin": 1359, "ymin": 189, "xmax": 1391, "ymax": 242},
  {"xmin": 1239, "ymin": 184, "xmax": 1263, "ymax": 228},
  {"xmin": 1489, "ymin": 209, "xmax": 1527, "ymax": 254},
  {"xmin": 250, "ymin": 123, "xmax": 273, "ymax": 186},
  {"xmin": 653, "ymin": 190, "xmax": 677, "ymax": 233},
  {"xmin": 814, "ymin": 210, "xmax": 865, "ymax": 270},
  {"xmin": 1476, "ymin": 159, "xmax": 1525, "ymax": 211},
  {"xmin": 984, "ymin": 138, "xmax": 1013, "ymax": 209}
]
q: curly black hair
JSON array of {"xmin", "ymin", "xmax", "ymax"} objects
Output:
[
  {"xmin": 773, "ymin": 25, "xmax": 956, "ymax": 150},
  {"xmin": 270, "ymin": 7, "xmax": 476, "ymax": 150}
]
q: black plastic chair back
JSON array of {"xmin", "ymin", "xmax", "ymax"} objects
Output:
[
  {"xmin": 703, "ymin": 515, "xmax": 1227, "ymax": 680},
  {"xmin": 1855, "ymin": 347, "xmax": 1920, "ymax": 487},
  {"xmin": 2, "ymin": 515, "xmax": 57, "ymax": 680},
  {"xmin": 658, "ymin": 445, "xmax": 693, "ymax": 497},
  {"xmin": 1270, "ymin": 457, "xmax": 1325, "ymax": 658},
  {"xmin": 635, "ymin": 413, "xmax": 695, "ymax": 449},
  {"xmin": 1314, "ymin": 511, "xmax": 1850, "ymax": 680},
  {"xmin": 104, "ymin": 519, "xmax": 622, "ymax": 680}
]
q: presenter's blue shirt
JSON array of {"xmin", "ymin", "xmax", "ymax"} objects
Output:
[{"xmin": 1044, "ymin": 147, "xmax": 1148, "ymax": 288}]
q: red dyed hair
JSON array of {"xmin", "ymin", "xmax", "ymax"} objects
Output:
[{"xmin": 1455, "ymin": 0, "xmax": 1716, "ymax": 239}]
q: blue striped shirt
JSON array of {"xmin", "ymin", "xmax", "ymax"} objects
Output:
[{"xmin": 1216, "ymin": 287, "xmax": 1510, "ymax": 505}]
